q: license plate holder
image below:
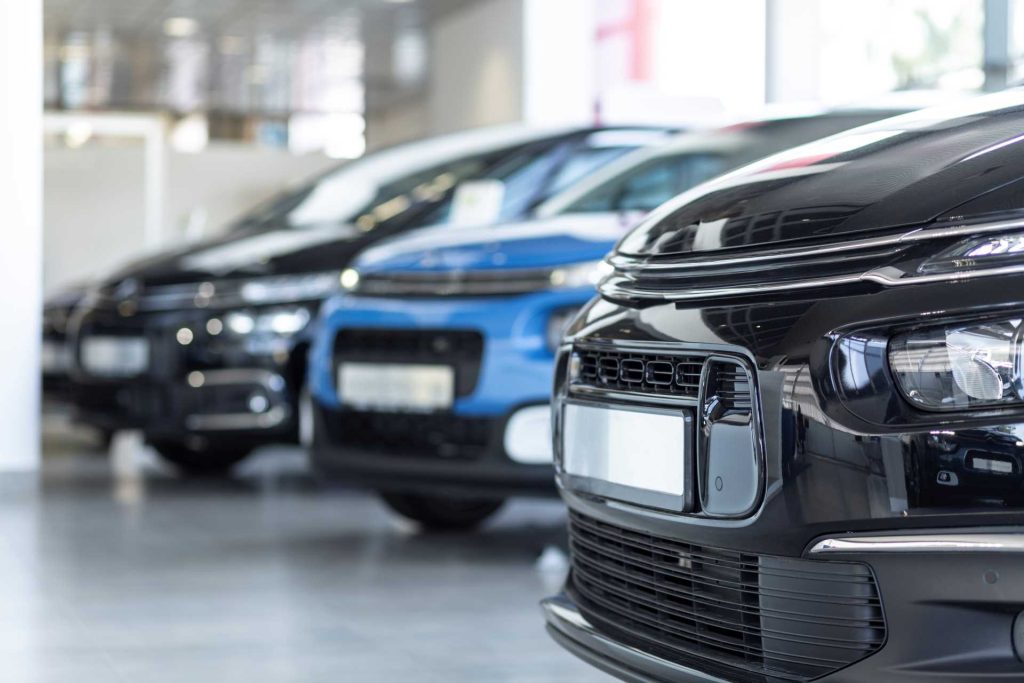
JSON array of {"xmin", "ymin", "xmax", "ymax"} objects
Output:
[
  {"xmin": 80, "ymin": 336, "xmax": 149, "ymax": 377},
  {"xmin": 338, "ymin": 362, "xmax": 455, "ymax": 412},
  {"xmin": 561, "ymin": 400, "xmax": 693, "ymax": 512}
]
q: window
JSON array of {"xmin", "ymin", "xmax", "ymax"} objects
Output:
[{"xmin": 564, "ymin": 154, "xmax": 725, "ymax": 214}]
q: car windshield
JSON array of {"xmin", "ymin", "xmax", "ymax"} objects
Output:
[
  {"xmin": 232, "ymin": 152, "xmax": 498, "ymax": 234},
  {"xmin": 558, "ymin": 113, "xmax": 904, "ymax": 216},
  {"xmin": 561, "ymin": 153, "xmax": 727, "ymax": 214},
  {"xmin": 418, "ymin": 141, "xmax": 638, "ymax": 225}
]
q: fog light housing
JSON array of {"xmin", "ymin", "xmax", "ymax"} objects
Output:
[
  {"xmin": 889, "ymin": 317, "xmax": 1024, "ymax": 411},
  {"xmin": 504, "ymin": 405, "xmax": 553, "ymax": 464}
]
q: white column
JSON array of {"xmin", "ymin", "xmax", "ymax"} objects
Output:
[
  {"xmin": 522, "ymin": 0, "xmax": 596, "ymax": 127},
  {"xmin": 765, "ymin": 0, "xmax": 823, "ymax": 103},
  {"xmin": 0, "ymin": 0, "xmax": 43, "ymax": 471}
]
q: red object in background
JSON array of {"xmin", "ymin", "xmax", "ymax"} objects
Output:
[{"xmin": 596, "ymin": 0, "xmax": 653, "ymax": 82}]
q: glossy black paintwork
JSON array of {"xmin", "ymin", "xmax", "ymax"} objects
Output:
[{"xmin": 618, "ymin": 91, "xmax": 1024, "ymax": 258}]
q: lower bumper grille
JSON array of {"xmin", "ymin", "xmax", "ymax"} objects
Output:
[
  {"xmin": 567, "ymin": 511, "xmax": 885, "ymax": 682},
  {"xmin": 333, "ymin": 329, "xmax": 484, "ymax": 397},
  {"xmin": 330, "ymin": 411, "xmax": 496, "ymax": 460}
]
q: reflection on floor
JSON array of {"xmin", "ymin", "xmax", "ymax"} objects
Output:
[{"xmin": 0, "ymin": 418, "xmax": 599, "ymax": 682}]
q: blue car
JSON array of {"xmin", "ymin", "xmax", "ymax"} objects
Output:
[{"xmin": 308, "ymin": 108, "xmax": 910, "ymax": 529}]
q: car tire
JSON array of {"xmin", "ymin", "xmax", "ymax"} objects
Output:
[
  {"xmin": 379, "ymin": 492, "xmax": 505, "ymax": 531},
  {"xmin": 151, "ymin": 440, "xmax": 252, "ymax": 475}
]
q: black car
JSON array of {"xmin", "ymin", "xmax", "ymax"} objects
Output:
[
  {"xmin": 545, "ymin": 90, "xmax": 1024, "ymax": 682},
  {"xmin": 66, "ymin": 125, "xmax": 668, "ymax": 473}
]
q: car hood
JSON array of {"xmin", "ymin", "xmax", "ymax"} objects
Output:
[
  {"xmin": 619, "ymin": 90, "xmax": 1024, "ymax": 258},
  {"xmin": 355, "ymin": 212, "xmax": 644, "ymax": 275},
  {"xmin": 101, "ymin": 223, "xmax": 368, "ymax": 287}
]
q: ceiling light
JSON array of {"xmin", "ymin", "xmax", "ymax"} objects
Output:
[{"xmin": 163, "ymin": 17, "xmax": 199, "ymax": 38}]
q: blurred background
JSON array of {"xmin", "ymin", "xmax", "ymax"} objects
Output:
[
  {"xmin": 39, "ymin": 0, "xmax": 1017, "ymax": 294},
  {"xmin": 0, "ymin": 1, "xmax": 1020, "ymax": 681}
]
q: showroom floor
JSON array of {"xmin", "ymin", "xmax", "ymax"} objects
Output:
[{"xmin": 1, "ymin": 418, "xmax": 597, "ymax": 682}]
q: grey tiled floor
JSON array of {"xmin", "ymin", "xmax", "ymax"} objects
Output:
[{"xmin": 0, "ymin": 420, "xmax": 604, "ymax": 682}]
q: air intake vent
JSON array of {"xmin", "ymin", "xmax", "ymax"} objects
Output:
[
  {"xmin": 575, "ymin": 347, "xmax": 704, "ymax": 398},
  {"xmin": 708, "ymin": 363, "xmax": 753, "ymax": 412},
  {"xmin": 568, "ymin": 511, "xmax": 886, "ymax": 682}
]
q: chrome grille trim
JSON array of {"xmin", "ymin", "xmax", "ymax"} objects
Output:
[
  {"xmin": 609, "ymin": 216, "xmax": 1024, "ymax": 273},
  {"xmin": 602, "ymin": 216, "xmax": 1024, "ymax": 301}
]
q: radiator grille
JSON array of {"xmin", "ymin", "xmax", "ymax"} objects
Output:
[
  {"xmin": 568, "ymin": 511, "xmax": 886, "ymax": 681},
  {"xmin": 328, "ymin": 411, "xmax": 495, "ymax": 460},
  {"xmin": 576, "ymin": 347, "xmax": 704, "ymax": 398},
  {"xmin": 334, "ymin": 328, "xmax": 484, "ymax": 397}
]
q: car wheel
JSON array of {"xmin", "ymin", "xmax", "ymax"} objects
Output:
[
  {"xmin": 379, "ymin": 492, "xmax": 505, "ymax": 531},
  {"xmin": 151, "ymin": 439, "xmax": 252, "ymax": 475}
]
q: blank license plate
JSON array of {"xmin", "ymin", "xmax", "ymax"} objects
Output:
[
  {"xmin": 562, "ymin": 402, "xmax": 691, "ymax": 510},
  {"xmin": 81, "ymin": 336, "xmax": 149, "ymax": 377},
  {"xmin": 339, "ymin": 363, "xmax": 454, "ymax": 412}
]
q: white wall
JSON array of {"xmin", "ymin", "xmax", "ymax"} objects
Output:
[
  {"xmin": 522, "ymin": 0, "xmax": 596, "ymax": 127},
  {"xmin": 44, "ymin": 142, "xmax": 336, "ymax": 294},
  {"xmin": 428, "ymin": 0, "xmax": 525, "ymax": 134},
  {"xmin": 0, "ymin": 0, "xmax": 42, "ymax": 471}
]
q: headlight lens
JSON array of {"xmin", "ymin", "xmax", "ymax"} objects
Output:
[
  {"xmin": 239, "ymin": 272, "xmax": 340, "ymax": 305},
  {"xmin": 918, "ymin": 232, "xmax": 1024, "ymax": 275},
  {"xmin": 224, "ymin": 307, "xmax": 311, "ymax": 337},
  {"xmin": 548, "ymin": 260, "xmax": 614, "ymax": 290},
  {"xmin": 339, "ymin": 268, "xmax": 360, "ymax": 291},
  {"xmin": 546, "ymin": 307, "xmax": 582, "ymax": 353},
  {"xmin": 889, "ymin": 317, "xmax": 1024, "ymax": 411}
]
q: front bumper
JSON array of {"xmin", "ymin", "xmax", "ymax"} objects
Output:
[
  {"xmin": 543, "ymin": 595, "xmax": 729, "ymax": 683},
  {"xmin": 308, "ymin": 290, "xmax": 591, "ymax": 496},
  {"xmin": 546, "ymin": 275, "xmax": 1024, "ymax": 681},
  {"xmin": 548, "ymin": 519, "xmax": 1024, "ymax": 682},
  {"xmin": 69, "ymin": 303, "xmax": 313, "ymax": 444}
]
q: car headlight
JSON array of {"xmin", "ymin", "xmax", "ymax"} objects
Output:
[
  {"xmin": 918, "ymin": 233, "xmax": 1024, "ymax": 275},
  {"xmin": 547, "ymin": 260, "xmax": 614, "ymax": 290},
  {"xmin": 239, "ymin": 272, "xmax": 340, "ymax": 305},
  {"xmin": 339, "ymin": 268, "xmax": 360, "ymax": 292},
  {"xmin": 889, "ymin": 317, "xmax": 1024, "ymax": 411},
  {"xmin": 223, "ymin": 307, "xmax": 312, "ymax": 337},
  {"xmin": 546, "ymin": 306, "xmax": 582, "ymax": 353}
]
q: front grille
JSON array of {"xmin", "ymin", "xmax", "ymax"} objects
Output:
[
  {"xmin": 358, "ymin": 268, "xmax": 556, "ymax": 298},
  {"xmin": 334, "ymin": 328, "xmax": 484, "ymax": 397},
  {"xmin": 576, "ymin": 347, "xmax": 704, "ymax": 398},
  {"xmin": 568, "ymin": 512, "xmax": 886, "ymax": 682},
  {"xmin": 329, "ymin": 411, "xmax": 495, "ymax": 459}
]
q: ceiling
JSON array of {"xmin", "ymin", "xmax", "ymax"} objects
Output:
[
  {"xmin": 44, "ymin": 0, "xmax": 476, "ymax": 40},
  {"xmin": 43, "ymin": 0, "xmax": 479, "ymax": 115}
]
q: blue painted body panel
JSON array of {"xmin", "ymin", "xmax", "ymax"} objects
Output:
[{"xmin": 309, "ymin": 213, "xmax": 632, "ymax": 417}]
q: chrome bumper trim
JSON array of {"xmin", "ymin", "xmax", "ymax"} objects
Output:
[
  {"xmin": 542, "ymin": 595, "xmax": 727, "ymax": 683},
  {"xmin": 810, "ymin": 532, "xmax": 1024, "ymax": 555},
  {"xmin": 185, "ymin": 406, "xmax": 289, "ymax": 431}
]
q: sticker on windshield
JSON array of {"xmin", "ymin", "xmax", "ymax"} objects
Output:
[{"xmin": 448, "ymin": 180, "xmax": 506, "ymax": 227}]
